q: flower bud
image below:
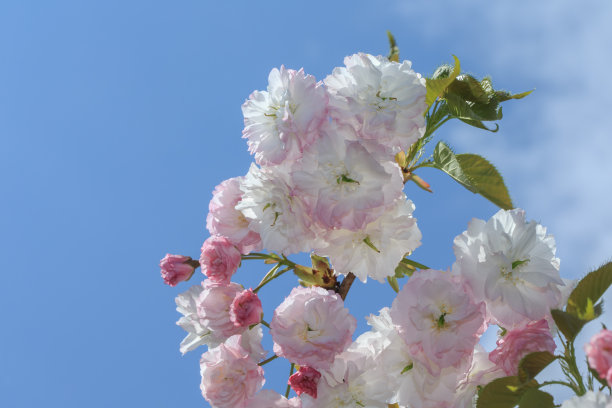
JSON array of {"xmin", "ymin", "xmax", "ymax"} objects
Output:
[
  {"xmin": 199, "ymin": 235, "xmax": 242, "ymax": 284},
  {"xmin": 288, "ymin": 366, "xmax": 321, "ymax": 398},
  {"xmin": 160, "ymin": 254, "xmax": 196, "ymax": 286},
  {"xmin": 230, "ymin": 289, "xmax": 263, "ymax": 328}
]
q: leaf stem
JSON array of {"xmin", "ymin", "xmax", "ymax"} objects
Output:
[
  {"xmin": 285, "ymin": 363, "xmax": 295, "ymax": 398},
  {"xmin": 260, "ymin": 319, "xmax": 271, "ymax": 329},
  {"xmin": 258, "ymin": 354, "xmax": 278, "ymax": 366},
  {"xmin": 538, "ymin": 380, "xmax": 577, "ymax": 391}
]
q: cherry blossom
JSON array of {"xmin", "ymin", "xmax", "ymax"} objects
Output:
[
  {"xmin": 159, "ymin": 254, "xmax": 196, "ymax": 286},
  {"xmin": 271, "ymin": 286, "xmax": 356, "ymax": 369},
  {"xmin": 206, "ymin": 176, "xmax": 262, "ymax": 255},
  {"xmin": 453, "ymin": 208, "xmax": 565, "ymax": 328},
  {"xmin": 242, "ymin": 66, "xmax": 328, "ymax": 167},
  {"xmin": 324, "ymin": 53, "xmax": 426, "ymax": 155}
]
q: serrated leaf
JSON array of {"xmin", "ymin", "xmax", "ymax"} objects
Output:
[
  {"xmin": 387, "ymin": 31, "xmax": 399, "ymax": 62},
  {"xmin": 426, "ymin": 56, "xmax": 460, "ymax": 107},
  {"xmin": 551, "ymin": 309, "xmax": 587, "ymax": 341},
  {"xmin": 518, "ymin": 389, "xmax": 554, "ymax": 408},
  {"xmin": 447, "ymin": 74, "xmax": 490, "ymax": 104},
  {"xmin": 589, "ymin": 366, "xmax": 609, "ymax": 388},
  {"xmin": 458, "ymin": 117, "xmax": 500, "ymax": 132},
  {"xmin": 444, "ymin": 91, "xmax": 503, "ymax": 123},
  {"xmin": 566, "ymin": 262, "xmax": 612, "ymax": 319},
  {"xmin": 495, "ymin": 89, "xmax": 533, "ymax": 102},
  {"xmin": 518, "ymin": 352, "xmax": 556, "ymax": 383},
  {"xmin": 456, "ymin": 154, "xmax": 514, "ymax": 209},
  {"xmin": 432, "ymin": 141, "xmax": 477, "ymax": 192},
  {"xmin": 477, "ymin": 376, "xmax": 533, "ymax": 408},
  {"xmin": 387, "ymin": 276, "xmax": 399, "ymax": 293}
]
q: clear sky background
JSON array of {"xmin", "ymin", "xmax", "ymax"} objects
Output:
[{"xmin": 1, "ymin": 1, "xmax": 611, "ymax": 407}]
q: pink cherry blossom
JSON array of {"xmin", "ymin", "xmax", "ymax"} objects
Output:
[
  {"xmin": 197, "ymin": 280, "xmax": 244, "ymax": 338},
  {"xmin": 585, "ymin": 329, "xmax": 612, "ymax": 386},
  {"xmin": 160, "ymin": 254, "xmax": 196, "ymax": 286},
  {"xmin": 288, "ymin": 366, "xmax": 321, "ymax": 398},
  {"xmin": 206, "ymin": 176, "xmax": 262, "ymax": 255},
  {"xmin": 199, "ymin": 337, "xmax": 265, "ymax": 408},
  {"xmin": 390, "ymin": 269, "xmax": 487, "ymax": 375},
  {"xmin": 230, "ymin": 289, "xmax": 263, "ymax": 328},
  {"xmin": 489, "ymin": 319, "xmax": 556, "ymax": 375},
  {"xmin": 246, "ymin": 390, "xmax": 302, "ymax": 408},
  {"xmin": 271, "ymin": 286, "xmax": 356, "ymax": 369},
  {"xmin": 199, "ymin": 235, "xmax": 241, "ymax": 284}
]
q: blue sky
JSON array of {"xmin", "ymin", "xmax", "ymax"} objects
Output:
[{"xmin": 1, "ymin": 1, "xmax": 611, "ymax": 407}]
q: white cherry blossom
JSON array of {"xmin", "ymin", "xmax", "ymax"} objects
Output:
[
  {"xmin": 324, "ymin": 53, "xmax": 426, "ymax": 155},
  {"xmin": 237, "ymin": 163, "xmax": 319, "ymax": 255},
  {"xmin": 453, "ymin": 208, "xmax": 565, "ymax": 328},
  {"xmin": 315, "ymin": 197, "xmax": 421, "ymax": 283},
  {"xmin": 242, "ymin": 66, "xmax": 328, "ymax": 167}
]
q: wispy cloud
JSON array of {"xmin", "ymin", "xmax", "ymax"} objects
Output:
[{"xmin": 396, "ymin": 0, "xmax": 612, "ymax": 276}]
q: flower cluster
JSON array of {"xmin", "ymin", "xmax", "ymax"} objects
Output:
[{"xmin": 160, "ymin": 44, "xmax": 612, "ymax": 408}]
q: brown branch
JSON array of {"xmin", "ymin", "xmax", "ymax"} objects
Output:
[{"xmin": 336, "ymin": 272, "xmax": 356, "ymax": 301}]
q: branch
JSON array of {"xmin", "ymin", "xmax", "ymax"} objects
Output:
[{"xmin": 336, "ymin": 272, "xmax": 356, "ymax": 301}]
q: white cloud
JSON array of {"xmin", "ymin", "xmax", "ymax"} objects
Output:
[{"xmin": 396, "ymin": 0, "xmax": 612, "ymax": 277}]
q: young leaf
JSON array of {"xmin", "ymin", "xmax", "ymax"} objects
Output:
[
  {"xmin": 518, "ymin": 351, "xmax": 556, "ymax": 383},
  {"xmin": 401, "ymin": 258, "xmax": 430, "ymax": 270},
  {"xmin": 432, "ymin": 141, "xmax": 477, "ymax": 192},
  {"xmin": 456, "ymin": 154, "xmax": 514, "ymax": 210},
  {"xmin": 566, "ymin": 261, "xmax": 612, "ymax": 319},
  {"xmin": 426, "ymin": 56, "xmax": 460, "ymax": 107},
  {"xmin": 387, "ymin": 31, "xmax": 400, "ymax": 62},
  {"xmin": 446, "ymin": 74, "xmax": 490, "ymax": 104},
  {"xmin": 551, "ymin": 309, "xmax": 587, "ymax": 341},
  {"xmin": 517, "ymin": 389, "xmax": 554, "ymax": 408},
  {"xmin": 387, "ymin": 276, "xmax": 400, "ymax": 293},
  {"xmin": 477, "ymin": 376, "xmax": 535, "ymax": 408},
  {"xmin": 394, "ymin": 260, "xmax": 415, "ymax": 278}
]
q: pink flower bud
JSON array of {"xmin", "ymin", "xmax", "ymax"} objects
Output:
[
  {"xmin": 288, "ymin": 366, "xmax": 321, "ymax": 398},
  {"xmin": 160, "ymin": 254, "xmax": 196, "ymax": 286},
  {"xmin": 585, "ymin": 329, "xmax": 612, "ymax": 386},
  {"xmin": 489, "ymin": 319, "xmax": 556, "ymax": 375},
  {"xmin": 230, "ymin": 289, "xmax": 263, "ymax": 328},
  {"xmin": 199, "ymin": 235, "xmax": 241, "ymax": 284}
]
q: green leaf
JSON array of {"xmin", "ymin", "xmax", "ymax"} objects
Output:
[
  {"xmin": 518, "ymin": 389, "xmax": 554, "ymax": 408},
  {"xmin": 458, "ymin": 118, "xmax": 500, "ymax": 132},
  {"xmin": 446, "ymin": 74, "xmax": 490, "ymax": 104},
  {"xmin": 566, "ymin": 261, "xmax": 612, "ymax": 319},
  {"xmin": 456, "ymin": 154, "xmax": 514, "ymax": 209},
  {"xmin": 387, "ymin": 31, "xmax": 399, "ymax": 62},
  {"xmin": 394, "ymin": 260, "xmax": 415, "ymax": 278},
  {"xmin": 293, "ymin": 264, "xmax": 335, "ymax": 289},
  {"xmin": 495, "ymin": 89, "xmax": 533, "ymax": 102},
  {"xmin": 432, "ymin": 141, "xmax": 477, "ymax": 192},
  {"xmin": 426, "ymin": 56, "xmax": 460, "ymax": 107},
  {"xmin": 551, "ymin": 309, "xmax": 587, "ymax": 341},
  {"xmin": 401, "ymin": 258, "xmax": 430, "ymax": 270},
  {"xmin": 429, "ymin": 143, "xmax": 514, "ymax": 210},
  {"xmin": 387, "ymin": 276, "xmax": 400, "ymax": 293},
  {"xmin": 477, "ymin": 376, "xmax": 535, "ymax": 408},
  {"xmin": 589, "ymin": 365, "xmax": 610, "ymax": 388},
  {"xmin": 518, "ymin": 352, "xmax": 556, "ymax": 383}
]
